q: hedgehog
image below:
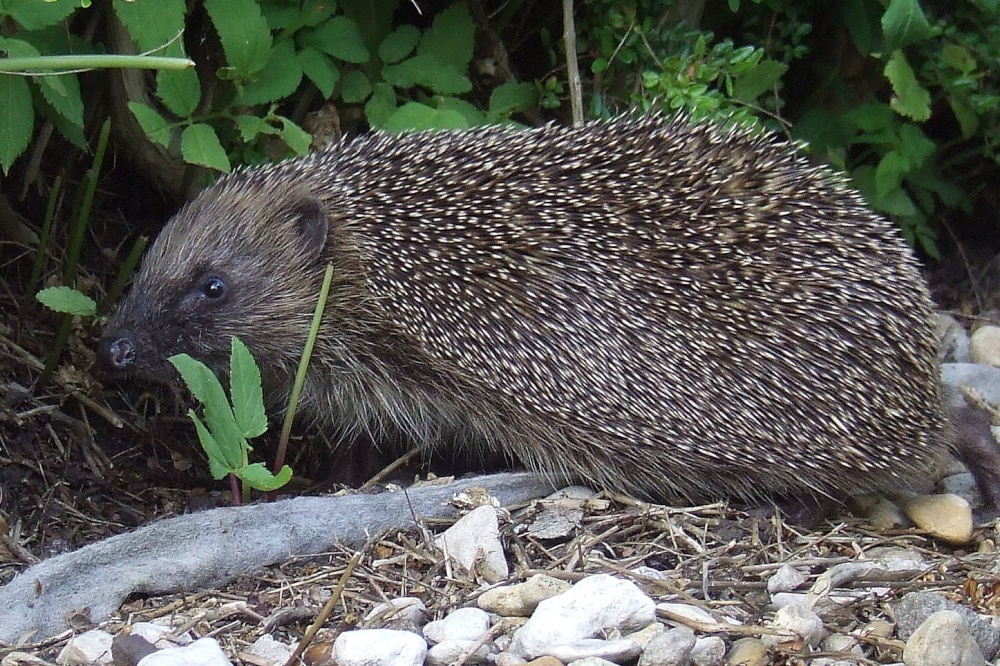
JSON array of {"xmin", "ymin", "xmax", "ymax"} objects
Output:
[{"xmin": 97, "ymin": 114, "xmax": 959, "ymax": 505}]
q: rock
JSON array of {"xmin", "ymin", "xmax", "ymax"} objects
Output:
[
  {"xmin": 939, "ymin": 472, "xmax": 984, "ymax": 509},
  {"xmin": 624, "ymin": 622, "xmax": 665, "ymax": 647},
  {"xmin": 941, "ymin": 363, "xmax": 1000, "ymax": 408},
  {"xmin": 725, "ymin": 637, "xmax": 768, "ymax": 666},
  {"xmin": 509, "ymin": 574, "xmax": 656, "ymax": 659},
  {"xmin": 522, "ymin": 499, "xmax": 585, "ymax": 539},
  {"xmin": 563, "ymin": 658, "xmax": 617, "ymax": 666},
  {"xmin": 423, "ymin": 607, "xmax": 491, "ymax": 644},
  {"xmin": 245, "ymin": 635, "xmax": 294, "ymax": 663},
  {"xmin": 494, "ymin": 653, "xmax": 530, "ymax": 666},
  {"xmin": 970, "ymin": 325, "xmax": 1000, "ymax": 367},
  {"xmin": 547, "ymin": 638, "xmax": 641, "ymax": 662},
  {"xmin": 57, "ymin": 630, "xmax": 115, "ymax": 665},
  {"xmin": 938, "ymin": 314, "xmax": 971, "ymax": 364},
  {"xmin": 520, "ymin": 658, "xmax": 561, "ymax": 666},
  {"xmin": 767, "ymin": 564, "xmax": 806, "ymax": 594},
  {"xmin": 867, "ymin": 546, "xmax": 927, "ymax": 573},
  {"xmin": 764, "ymin": 604, "xmax": 825, "ymax": 648},
  {"xmin": 903, "ymin": 610, "xmax": 986, "ymax": 666},
  {"xmin": 655, "ymin": 602, "xmax": 720, "ymax": 626},
  {"xmin": 425, "ymin": 639, "xmax": 491, "ymax": 665},
  {"xmin": 478, "ymin": 574, "xmax": 572, "ymax": 616},
  {"xmin": 333, "ymin": 629, "xmax": 427, "ymax": 666},
  {"xmin": 691, "ymin": 636, "xmax": 726, "ymax": 666},
  {"xmin": 135, "ymin": 637, "xmax": 232, "ymax": 666},
  {"xmin": 895, "ymin": 591, "xmax": 1000, "ymax": 660},
  {"xmin": 435, "ymin": 505, "xmax": 508, "ymax": 582},
  {"xmin": 362, "ymin": 597, "xmax": 428, "ymax": 631},
  {"xmin": 637, "ymin": 626, "xmax": 696, "ymax": 666},
  {"xmin": 898, "ymin": 494, "xmax": 973, "ymax": 545}
]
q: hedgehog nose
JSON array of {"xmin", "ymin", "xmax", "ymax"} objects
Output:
[{"xmin": 97, "ymin": 335, "xmax": 137, "ymax": 374}]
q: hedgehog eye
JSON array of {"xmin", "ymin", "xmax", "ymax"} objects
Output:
[{"xmin": 201, "ymin": 275, "xmax": 228, "ymax": 300}]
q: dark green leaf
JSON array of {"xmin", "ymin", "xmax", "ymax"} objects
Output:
[
  {"xmin": 875, "ymin": 150, "xmax": 909, "ymax": 199},
  {"xmin": 881, "ymin": 0, "xmax": 932, "ymax": 52},
  {"xmin": 128, "ymin": 102, "xmax": 173, "ymax": 147},
  {"xmin": 181, "ymin": 123, "xmax": 231, "ymax": 173},
  {"xmin": 204, "ymin": 0, "xmax": 273, "ymax": 76},
  {"xmin": 298, "ymin": 47, "xmax": 339, "ymax": 98},
  {"xmin": 169, "ymin": 354, "xmax": 244, "ymax": 469},
  {"xmin": 487, "ymin": 82, "xmax": 537, "ymax": 120},
  {"xmin": 379, "ymin": 24, "xmax": 420, "ymax": 64},
  {"xmin": 341, "ymin": 69, "xmax": 372, "ymax": 103},
  {"xmin": 418, "ymin": 3, "xmax": 473, "ymax": 70},
  {"xmin": 156, "ymin": 68, "xmax": 201, "ymax": 117},
  {"xmin": 4, "ymin": 0, "xmax": 79, "ymax": 31},
  {"xmin": 113, "ymin": 0, "xmax": 186, "ymax": 57},
  {"xmin": 278, "ymin": 116, "xmax": 312, "ymax": 155},
  {"xmin": 189, "ymin": 411, "xmax": 234, "ymax": 479},
  {"xmin": 732, "ymin": 60, "xmax": 787, "ymax": 102},
  {"xmin": 364, "ymin": 81, "xmax": 396, "ymax": 128},
  {"xmin": 382, "ymin": 54, "xmax": 471, "ymax": 95},
  {"xmin": 383, "ymin": 102, "xmax": 468, "ymax": 133},
  {"xmin": 0, "ymin": 73, "xmax": 33, "ymax": 174},
  {"xmin": 236, "ymin": 39, "xmax": 302, "ymax": 106},
  {"xmin": 302, "ymin": 16, "xmax": 370, "ymax": 64},
  {"xmin": 230, "ymin": 337, "xmax": 267, "ymax": 440}
]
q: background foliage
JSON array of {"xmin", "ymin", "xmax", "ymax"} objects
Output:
[{"xmin": 1, "ymin": 0, "xmax": 998, "ymax": 270}]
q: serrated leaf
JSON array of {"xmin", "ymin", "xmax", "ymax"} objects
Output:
[
  {"xmin": 204, "ymin": 0, "xmax": 273, "ymax": 76},
  {"xmin": 341, "ymin": 0, "xmax": 397, "ymax": 54},
  {"xmin": 113, "ymin": 0, "xmax": 186, "ymax": 56},
  {"xmin": 302, "ymin": 16, "xmax": 370, "ymax": 64},
  {"xmin": 941, "ymin": 44, "xmax": 976, "ymax": 74},
  {"xmin": 278, "ymin": 116, "xmax": 312, "ymax": 155},
  {"xmin": 189, "ymin": 411, "xmax": 235, "ymax": 479},
  {"xmin": 4, "ymin": 0, "xmax": 79, "ymax": 30},
  {"xmin": 417, "ymin": 3, "xmax": 473, "ymax": 71},
  {"xmin": 236, "ymin": 39, "xmax": 302, "ymax": 106},
  {"xmin": 875, "ymin": 151, "xmax": 909, "ymax": 199},
  {"xmin": 340, "ymin": 69, "xmax": 372, "ymax": 103},
  {"xmin": 156, "ymin": 68, "xmax": 201, "ymax": 117},
  {"xmin": 364, "ymin": 81, "xmax": 396, "ymax": 128},
  {"xmin": 382, "ymin": 54, "xmax": 471, "ymax": 95},
  {"xmin": 884, "ymin": 51, "xmax": 930, "ymax": 121},
  {"xmin": 732, "ymin": 60, "xmax": 787, "ymax": 102},
  {"xmin": 0, "ymin": 74, "xmax": 33, "ymax": 174},
  {"xmin": 881, "ymin": 0, "xmax": 931, "ymax": 53},
  {"xmin": 233, "ymin": 114, "xmax": 272, "ymax": 142},
  {"xmin": 170, "ymin": 354, "xmax": 244, "ymax": 468},
  {"xmin": 379, "ymin": 24, "xmax": 420, "ymax": 64},
  {"xmin": 383, "ymin": 103, "xmax": 468, "ymax": 133},
  {"xmin": 128, "ymin": 102, "xmax": 173, "ymax": 147},
  {"xmin": 948, "ymin": 93, "xmax": 978, "ymax": 138},
  {"xmin": 298, "ymin": 47, "xmax": 339, "ymax": 98},
  {"xmin": 841, "ymin": 0, "xmax": 881, "ymax": 55},
  {"xmin": 230, "ymin": 337, "xmax": 267, "ymax": 440},
  {"xmin": 181, "ymin": 123, "xmax": 231, "ymax": 172},
  {"xmin": 36, "ymin": 71, "xmax": 83, "ymax": 133},
  {"xmin": 897, "ymin": 123, "xmax": 935, "ymax": 167},
  {"xmin": 437, "ymin": 97, "xmax": 485, "ymax": 125},
  {"xmin": 35, "ymin": 286, "xmax": 97, "ymax": 316},
  {"xmin": 488, "ymin": 82, "xmax": 537, "ymax": 120},
  {"xmin": 239, "ymin": 462, "xmax": 293, "ymax": 491}
]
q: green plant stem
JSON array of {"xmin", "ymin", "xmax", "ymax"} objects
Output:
[
  {"xmin": 100, "ymin": 235, "xmax": 148, "ymax": 314},
  {"xmin": 64, "ymin": 119, "xmax": 111, "ymax": 286},
  {"xmin": 0, "ymin": 55, "xmax": 195, "ymax": 73},
  {"xmin": 24, "ymin": 174, "xmax": 62, "ymax": 301},
  {"xmin": 273, "ymin": 264, "xmax": 334, "ymax": 476}
]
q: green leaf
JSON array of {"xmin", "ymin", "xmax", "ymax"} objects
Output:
[
  {"xmin": 128, "ymin": 102, "xmax": 173, "ymax": 147},
  {"xmin": 884, "ymin": 50, "xmax": 930, "ymax": 121},
  {"xmin": 4, "ymin": 0, "xmax": 79, "ymax": 30},
  {"xmin": 383, "ymin": 102, "xmax": 469, "ymax": 133},
  {"xmin": 341, "ymin": 0, "xmax": 397, "ymax": 55},
  {"xmin": 35, "ymin": 70, "xmax": 83, "ymax": 133},
  {"xmin": 487, "ymin": 82, "xmax": 537, "ymax": 120},
  {"xmin": 230, "ymin": 337, "xmax": 267, "ymax": 440},
  {"xmin": 437, "ymin": 97, "xmax": 485, "ymax": 126},
  {"xmin": 941, "ymin": 44, "xmax": 976, "ymax": 74},
  {"xmin": 203, "ymin": 0, "xmax": 273, "ymax": 76},
  {"xmin": 113, "ymin": 0, "xmax": 186, "ymax": 56},
  {"xmin": 732, "ymin": 60, "xmax": 787, "ymax": 102},
  {"xmin": 278, "ymin": 116, "xmax": 312, "ymax": 155},
  {"xmin": 875, "ymin": 150, "xmax": 909, "ymax": 199},
  {"xmin": 881, "ymin": 0, "xmax": 932, "ymax": 53},
  {"xmin": 233, "ymin": 114, "xmax": 275, "ymax": 142},
  {"xmin": 378, "ymin": 24, "xmax": 420, "ymax": 64},
  {"xmin": 382, "ymin": 54, "xmax": 471, "ymax": 95},
  {"xmin": 169, "ymin": 353, "xmax": 245, "ymax": 470},
  {"xmin": 417, "ymin": 3, "xmax": 473, "ymax": 71},
  {"xmin": 298, "ymin": 47, "xmax": 339, "ymax": 98},
  {"xmin": 189, "ymin": 411, "xmax": 234, "ymax": 479},
  {"xmin": 236, "ymin": 39, "xmax": 302, "ymax": 106},
  {"xmin": 364, "ymin": 81, "xmax": 396, "ymax": 128},
  {"xmin": 841, "ymin": 0, "xmax": 881, "ymax": 55},
  {"xmin": 302, "ymin": 16, "xmax": 370, "ymax": 64},
  {"xmin": 239, "ymin": 462, "xmax": 293, "ymax": 492},
  {"xmin": 156, "ymin": 68, "xmax": 201, "ymax": 117},
  {"xmin": 181, "ymin": 123, "xmax": 231, "ymax": 173},
  {"xmin": 340, "ymin": 69, "xmax": 372, "ymax": 103},
  {"xmin": 35, "ymin": 286, "xmax": 97, "ymax": 316},
  {"xmin": 948, "ymin": 93, "xmax": 978, "ymax": 138},
  {"xmin": 0, "ymin": 73, "xmax": 33, "ymax": 174},
  {"xmin": 897, "ymin": 123, "xmax": 935, "ymax": 167}
]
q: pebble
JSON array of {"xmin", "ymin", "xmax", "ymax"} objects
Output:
[
  {"xmin": 566, "ymin": 658, "xmax": 617, "ymax": 666},
  {"xmin": 522, "ymin": 498, "xmax": 585, "ymax": 539},
  {"xmin": 939, "ymin": 472, "xmax": 984, "ymax": 509},
  {"xmin": 902, "ymin": 610, "xmax": 987, "ymax": 666},
  {"xmin": 425, "ymin": 639, "xmax": 491, "ymax": 665},
  {"xmin": 895, "ymin": 591, "xmax": 1000, "ymax": 659},
  {"xmin": 725, "ymin": 637, "xmax": 768, "ymax": 666},
  {"xmin": 435, "ymin": 505, "xmax": 508, "ymax": 582},
  {"xmin": 764, "ymin": 604, "xmax": 825, "ymax": 648},
  {"xmin": 1, "ymin": 652, "xmax": 52, "ymax": 665},
  {"xmin": 57, "ymin": 629, "xmax": 114, "ymax": 665},
  {"xmin": 655, "ymin": 602, "xmax": 720, "ymax": 626},
  {"xmin": 363, "ymin": 597, "xmax": 428, "ymax": 631},
  {"xmin": 691, "ymin": 636, "xmax": 726, "ymax": 666},
  {"xmin": 509, "ymin": 574, "xmax": 656, "ymax": 659},
  {"xmin": 494, "ymin": 653, "xmax": 529, "ymax": 666},
  {"xmin": 478, "ymin": 574, "xmax": 572, "ymax": 616},
  {"xmin": 623, "ymin": 622, "xmax": 665, "ymax": 647},
  {"xmin": 898, "ymin": 493, "xmax": 973, "ymax": 545},
  {"xmin": 333, "ymin": 628, "xmax": 427, "ymax": 666},
  {"xmin": 938, "ymin": 314, "xmax": 971, "ymax": 363},
  {"xmin": 134, "ymin": 637, "xmax": 232, "ymax": 666},
  {"xmin": 766, "ymin": 563, "xmax": 806, "ymax": 594},
  {"xmin": 245, "ymin": 635, "xmax": 294, "ymax": 663},
  {"xmin": 637, "ymin": 626, "xmax": 695, "ymax": 666},
  {"xmin": 424, "ymin": 607, "xmax": 491, "ymax": 644},
  {"xmin": 970, "ymin": 325, "xmax": 1000, "ymax": 367},
  {"xmin": 546, "ymin": 638, "xmax": 641, "ymax": 663},
  {"xmin": 521, "ymin": 658, "xmax": 561, "ymax": 666},
  {"xmin": 868, "ymin": 546, "xmax": 927, "ymax": 572}
]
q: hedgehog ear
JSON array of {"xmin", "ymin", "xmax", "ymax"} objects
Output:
[{"xmin": 289, "ymin": 198, "xmax": 329, "ymax": 263}]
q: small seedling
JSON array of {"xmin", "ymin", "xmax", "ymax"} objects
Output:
[
  {"xmin": 36, "ymin": 286, "xmax": 98, "ymax": 317},
  {"xmin": 170, "ymin": 337, "xmax": 292, "ymax": 499}
]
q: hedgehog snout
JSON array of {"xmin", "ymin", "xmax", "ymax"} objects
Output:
[{"xmin": 97, "ymin": 332, "xmax": 138, "ymax": 375}]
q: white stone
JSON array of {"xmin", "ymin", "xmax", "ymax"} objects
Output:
[
  {"xmin": 764, "ymin": 604, "xmax": 825, "ymax": 648},
  {"xmin": 970, "ymin": 325, "xmax": 1000, "ymax": 367},
  {"xmin": 493, "ymin": 653, "xmax": 528, "ymax": 666},
  {"xmin": 136, "ymin": 637, "xmax": 232, "ymax": 666},
  {"xmin": 638, "ymin": 626, "xmax": 696, "ymax": 666},
  {"xmin": 246, "ymin": 635, "xmax": 294, "ymax": 662},
  {"xmin": 509, "ymin": 574, "xmax": 656, "ymax": 659},
  {"xmin": 903, "ymin": 610, "xmax": 987, "ymax": 666},
  {"xmin": 425, "ymin": 639, "xmax": 491, "ymax": 665},
  {"xmin": 546, "ymin": 638, "xmax": 641, "ymax": 662},
  {"xmin": 423, "ymin": 607, "xmax": 491, "ymax": 644},
  {"xmin": 767, "ymin": 564, "xmax": 806, "ymax": 594},
  {"xmin": 691, "ymin": 636, "xmax": 727, "ymax": 666},
  {"xmin": 435, "ymin": 505, "xmax": 508, "ymax": 582},
  {"xmin": 57, "ymin": 629, "xmax": 114, "ymax": 665},
  {"xmin": 130, "ymin": 622, "xmax": 190, "ymax": 648},
  {"xmin": 655, "ymin": 602, "xmax": 720, "ymax": 626},
  {"xmin": 478, "ymin": 574, "xmax": 572, "ymax": 616},
  {"xmin": 333, "ymin": 628, "xmax": 427, "ymax": 666},
  {"xmin": 363, "ymin": 597, "xmax": 428, "ymax": 630}
]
